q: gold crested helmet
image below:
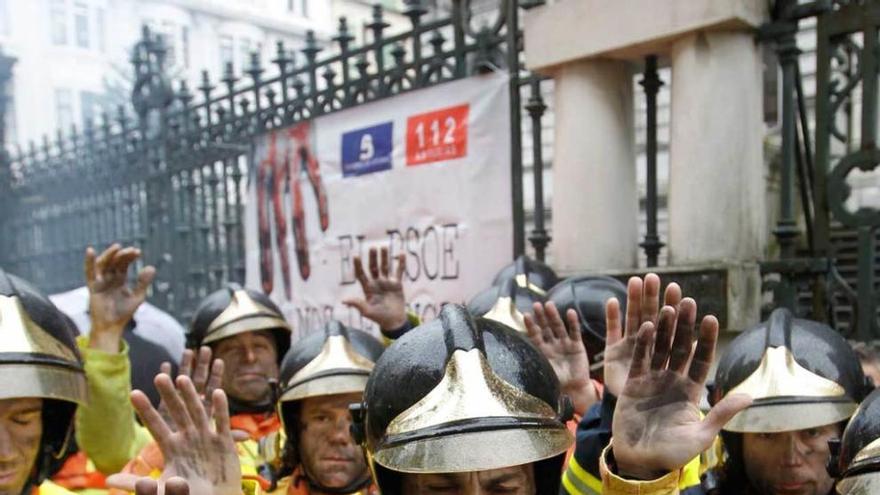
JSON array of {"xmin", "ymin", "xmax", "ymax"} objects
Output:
[
  {"xmin": 830, "ymin": 387, "xmax": 880, "ymax": 494},
  {"xmin": 467, "ymin": 255, "xmax": 559, "ymax": 333},
  {"xmin": 0, "ymin": 268, "xmax": 87, "ymax": 486},
  {"xmin": 712, "ymin": 307, "xmax": 870, "ymax": 434},
  {"xmin": 491, "ymin": 255, "xmax": 559, "ymax": 294},
  {"xmin": 353, "ymin": 304, "xmax": 574, "ymax": 495},
  {"xmin": 188, "ymin": 284, "xmax": 291, "ymax": 359},
  {"xmin": 467, "ymin": 277, "xmax": 545, "ymax": 334},
  {"xmin": 277, "ymin": 321, "xmax": 383, "ymax": 493}
]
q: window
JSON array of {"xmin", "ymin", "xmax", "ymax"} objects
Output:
[
  {"xmin": 239, "ymin": 38, "xmax": 252, "ymax": 70},
  {"xmin": 80, "ymin": 91, "xmax": 103, "ymax": 124},
  {"xmin": 74, "ymin": 1, "xmax": 89, "ymax": 48},
  {"xmin": 220, "ymin": 35, "xmax": 234, "ymax": 71},
  {"xmin": 95, "ymin": 8, "xmax": 105, "ymax": 52},
  {"xmin": 181, "ymin": 26, "xmax": 190, "ymax": 68},
  {"xmin": 160, "ymin": 20, "xmax": 177, "ymax": 67},
  {"xmin": 50, "ymin": 0, "xmax": 68, "ymax": 45},
  {"xmin": 0, "ymin": 0, "xmax": 10, "ymax": 36},
  {"xmin": 54, "ymin": 89, "xmax": 73, "ymax": 130},
  {"xmin": 286, "ymin": 0, "xmax": 308, "ymax": 17}
]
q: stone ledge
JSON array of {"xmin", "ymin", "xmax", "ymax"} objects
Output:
[
  {"xmin": 558, "ymin": 262, "xmax": 762, "ymax": 332},
  {"xmin": 524, "ymin": 0, "xmax": 768, "ymax": 72}
]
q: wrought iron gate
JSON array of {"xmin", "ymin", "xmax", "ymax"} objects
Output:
[{"xmin": 0, "ymin": 1, "xmax": 553, "ymax": 322}]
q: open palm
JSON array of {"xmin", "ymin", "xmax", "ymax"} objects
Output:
[{"xmin": 612, "ymin": 301, "xmax": 751, "ymax": 478}]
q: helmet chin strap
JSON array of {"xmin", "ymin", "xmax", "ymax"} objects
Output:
[
  {"xmin": 227, "ymin": 394, "xmax": 275, "ymax": 415},
  {"xmin": 298, "ymin": 464, "xmax": 373, "ymax": 495}
]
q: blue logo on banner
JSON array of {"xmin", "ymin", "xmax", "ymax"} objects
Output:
[{"xmin": 341, "ymin": 122, "xmax": 393, "ymax": 177}]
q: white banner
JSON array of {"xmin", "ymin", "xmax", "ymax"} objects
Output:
[{"xmin": 245, "ymin": 72, "xmax": 513, "ymax": 341}]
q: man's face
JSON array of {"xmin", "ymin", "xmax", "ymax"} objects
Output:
[
  {"xmin": 401, "ymin": 464, "xmax": 536, "ymax": 495},
  {"xmin": 298, "ymin": 393, "xmax": 367, "ymax": 489},
  {"xmin": 742, "ymin": 424, "xmax": 840, "ymax": 495},
  {"xmin": 212, "ymin": 330, "xmax": 279, "ymax": 404},
  {"xmin": 0, "ymin": 398, "xmax": 42, "ymax": 495}
]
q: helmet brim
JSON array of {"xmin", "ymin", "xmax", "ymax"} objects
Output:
[
  {"xmin": 0, "ymin": 362, "xmax": 87, "ymax": 405},
  {"xmin": 724, "ymin": 398, "xmax": 857, "ymax": 433},
  {"xmin": 372, "ymin": 425, "xmax": 572, "ymax": 473},
  {"xmin": 837, "ymin": 471, "xmax": 880, "ymax": 494}
]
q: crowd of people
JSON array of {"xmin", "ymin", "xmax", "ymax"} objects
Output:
[{"xmin": 3, "ymin": 242, "xmax": 880, "ymax": 495}]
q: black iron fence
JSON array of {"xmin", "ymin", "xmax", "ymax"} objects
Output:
[
  {"xmin": 0, "ymin": 1, "xmax": 559, "ymax": 322},
  {"xmin": 759, "ymin": 0, "xmax": 880, "ymax": 340},
  {"xmin": 4, "ymin": 0, "xmax": 880, "ymax": 338}
]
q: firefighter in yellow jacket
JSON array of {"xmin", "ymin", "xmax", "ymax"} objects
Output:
[
  {"xmin": 595, "ymin": 305, "xmax": 870, "ymax": 495},
  {"xmin": 0, "ymin": 268, "xmax": 87, "ymax": 495},
  {"xmin": 270, "ymin": 320, "xmax": 385, "ymax": 494}
]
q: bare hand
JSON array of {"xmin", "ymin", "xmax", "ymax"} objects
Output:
[
  {"xmin": 603, "ymin": 274, "xmax": 681, "ymax": 398},
  {"xmin": 85, "ymin": 244, "xmax": 155, "ymax": 352},
  {"xmin": 157, "ymin": 347, "xmax": 224, "ymax": 430},
  {"xmin": 525, "ymin": 301, "xmax": 597, "ymax": 415},
  {"xmin": 107, "ymin": 374, "xmax": 242, "ymax": 495},
  {"xmin": 611, "ymin": 299, "xmax": 751, "ymax": 478},
  {"xmin": 343, "ymin": 247, "xmax": 408, "ymax": 331}
]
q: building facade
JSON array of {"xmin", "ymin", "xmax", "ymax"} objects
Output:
[{"xmin": 0, "ymin": 0, "xmax": 406, "ymax": 146}]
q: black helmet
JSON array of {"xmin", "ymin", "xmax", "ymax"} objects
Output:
[
  {"xmin": 188, "ymin": 284, "xmax": 291, "ymax": 360},
  {"xmin": 712, "ymin": 308, "xmax": 870, "ymax": 433},
  {"xmin": 491, "ymin": 255, "xmax": 559, "ymax": 295},
  {"xmin": 278, "ymin": 320, "xmax": 384, "ymax": 405},
  {"xmin": 0, "ymin": 269, "xmax": 87, "ymax": 488},
  {"xmin": 833, "ymin": 388, "xmax": 880, "ymax": 494},
  {"xmin": 277, "ymin": 321, "xmax": 384, "ymax": 493},
  {"xmin": 356, "ymin": 304, "xmax": 573, "ymax": 495},
  {"xmin": 547, "ymin": 275, "xmax": 627, "ymax": 368},
  {"xmin": 466, "ymin": 277, "xmax": 545, "ymax": 333}
]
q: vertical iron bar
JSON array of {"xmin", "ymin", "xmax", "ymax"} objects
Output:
[
  {"xmin": 858, "ymin": 226, "xmax": 876, "ymax": 340},
  {"xmin": 773, "ymin": 22, "xmax": 801, "ymax": 282},
  {"xmin": 452, "ymin": 1, "xmax": 466, "ymax": 79},
  {"xmin": 812, "ymin": 13, "xmax": 833, "ymax": 320},
  {"xmin": 525, "ymin": 78, "xmax": 550, "ymax": 261},
  {"xmin": 506, "ymin": 0, "xmax": 525, "ymax": 258},
  {"xmin": 861, "ymin": 26, "xmax": 877, "ymax": 150},
  {"xmin": 0, "ymin": 51, "xmax": 15, "ymax": 270},
  {"xmin": 639, "ymin": 55, "xmax": 664, "ymax": 267}
]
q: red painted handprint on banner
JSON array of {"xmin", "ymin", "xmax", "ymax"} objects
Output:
[{"xmin": 257, "ymin": 122, "xmax": 329, "ymax": 300}]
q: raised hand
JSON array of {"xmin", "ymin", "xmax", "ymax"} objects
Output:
[
  {"xmin": 85, "ymin": 244, "xmax": 156, "ymax": 352},
  {"xmin": 157, "ymin": 346, "xmax": 224, "ymax": 430},
  {"xmin": 525, "ymin": 301, "xmax": 597, "ymax": 415},
  {"xmin": 343, "ymin": 247, "xmax": 408, "ymax": 331},
  {"xmin": 107, "ymin": 374, "xmax": 242, "ymax": 495},
  {"xmin": 611, "ymin": 299, "xmax": 752, "ymax": 479},
  {"xmin": 602, "ymin": 274, "xmax": 682, "ymax": 398}
]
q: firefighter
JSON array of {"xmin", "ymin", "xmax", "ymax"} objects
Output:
[
  {"xmin": 0, "ymin": 268, "xmax": 87, "ymax": 495},
  {"xmin": 597, "ymin": 306, "xmax": 870, "ymax": 495},
  {"xmin": 491, "ymin": 254, "xmax": 559, "ymax": 293},
  {"xmin": 467, "ymin": 254, "xmax": 557, "ymax": 327},
  {"xmin": 352, "ymin": 303, "xmax": 574, "ymax": 495},
  {"xmin": 831, "ymin": 386, "xmax": 880, "ymax": 494},
  {"xmin": 112, "ymin": 282, "xmax": 292, "ymax": 490},
  {"xmin": 108, "ymin": 245, "xmax": 410, "ymax": 492},
  {"xmin": 272, "ymin": 321, "xmax": 384, "ymax": 494}
]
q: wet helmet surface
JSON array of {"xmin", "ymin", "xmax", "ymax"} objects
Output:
[
  {"xmin": 0, "ymin": 269, "xmax": 87, "ymax": 487},
  {"xmin": 358, "ymin": 304, "xmax": 573, "ymax": 495},
  {"xmin": 835, "ymin": 388, "xmax": 880, "ymax": 494},
  {"xmin": 713, "ymin": 307, "xmax": 869, "ymax": 433},
  {"xmin": 188, "ymin": 284, "xmax": 291, "ymax": 360}
]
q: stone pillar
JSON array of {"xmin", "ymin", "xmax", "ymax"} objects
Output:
[
  {"xmin": 667, "ymin": 31, "xmax": 766, "ymax": 265},
  {"xmin": 551, "ymin": 59, "xmax": 639, "ymax": 272}
]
